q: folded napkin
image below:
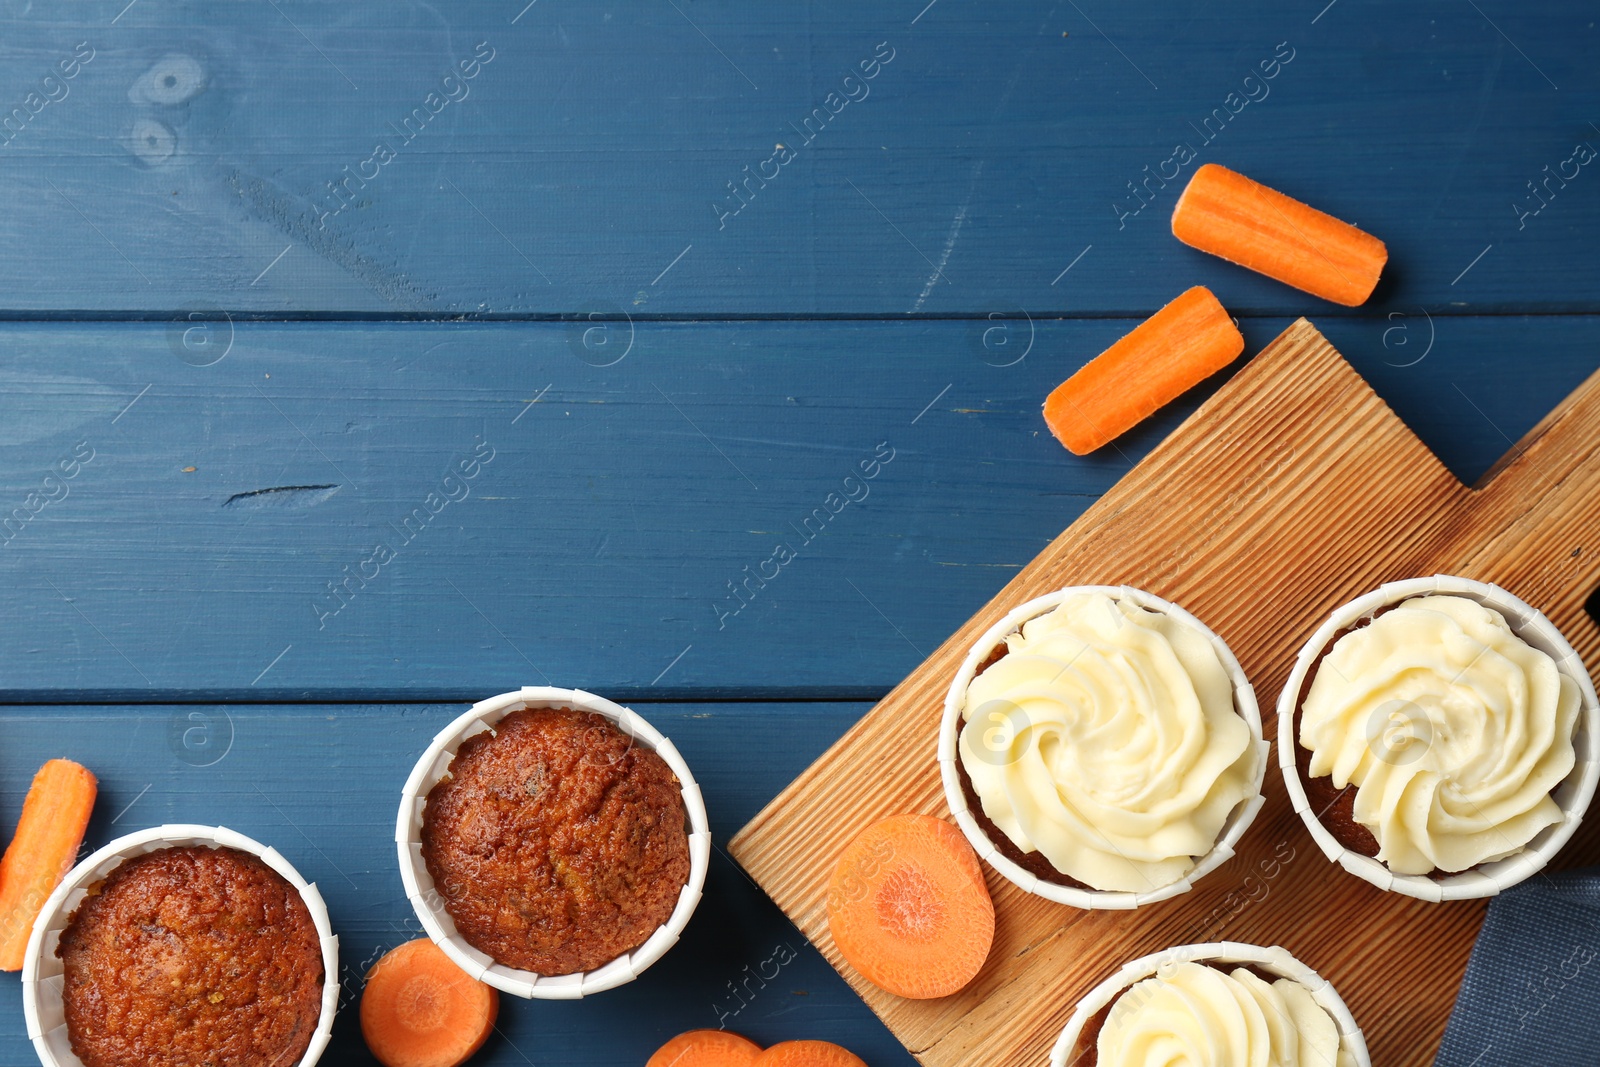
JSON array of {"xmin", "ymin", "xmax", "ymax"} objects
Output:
[{"xmin": 1435, "ymin": 867, "xmax": 1600, "ymax": 1065}]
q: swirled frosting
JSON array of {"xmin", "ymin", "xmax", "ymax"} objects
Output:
[
  {"xmin": 957, "ymin": 592, "xmax": 1257, "ymax": 893},
  {"xmin": 1097, "ymin": 962, "xmax": 1356, "ymax": 1067},
  {"xmin": 1299, "ymin": 594, "xmax": 1579, "ymax": 875}
]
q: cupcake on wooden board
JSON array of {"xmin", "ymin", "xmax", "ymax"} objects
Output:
[
  {"xmin": 1052, "ymin": 943, "xmax": 1367, "ymax": 1067},
  {"xmin": 22, "ymin": 825, "xmax": 338, "ymax": 1067},
  {"xmin": 399, "ymin": 687, "xmax": 710, "ymax": 998},
  {"xmin": 939, "ymin": 586, "xmax": 1268, "ymax": 908},
  {"xmin": 1279, "ymin": 575, "xmax": 1600, "ymax": 900}
]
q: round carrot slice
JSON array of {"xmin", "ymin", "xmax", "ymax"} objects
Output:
[
  {"xmin": 647, "ymin": 1029, "xmax": 763, "ymax": 1067},
  {"xmin": 826, "ymin": 813, "xmax": 994, "ymax": 1000},
  {"xmin": 360, "ymin": 938, "xmax": 499, "ymax": 1067},
  {"xmin": 752, "ymin": 1040, "xmax": 868, "ymax": 1067}
]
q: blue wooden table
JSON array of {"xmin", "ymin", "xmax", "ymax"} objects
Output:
[{"xmin": 0, "ymin": 2, "xmax": 1595, "ymax": 1064}]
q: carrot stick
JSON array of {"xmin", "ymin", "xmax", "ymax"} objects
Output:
[
  {"xmin": 0, "ymin": 758, "xmax": 97, "ymax": 971},
  {"xmin": 1042, "ymin": 286, "xmax": 1244, "ymax": 455},
  {"xmin": 361, "ymin": 938, "xmax": 498, "ymax": 1067},
  {"xmin": 1171, "ymin": 163, "xmax": 1388, "ymax": 306},
  {"xmin": 647, "ymin": 1030, "xmax": 762, "ymax": 1067},
  {"xmin": 826, "ymin": 814, "xmax": 994, "ymax": 1000},
  {"xmin": 752, "ymin": 1041, "xmax": 868, "ymax": 1067}
]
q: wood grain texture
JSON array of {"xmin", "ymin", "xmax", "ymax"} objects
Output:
[
  {"xmin": 0, "ymin": 316, "xmax": 1594, "ymax": 701},
  {"xmin": 0, "ymin": 1, "xmax": 1594, "ymax": 314},
  {"xmin": 0, "ymin": 4, "xmax": 1595, "ymax": 1063},
  {"xmin": 729, "ymin": 320, "xmax": 1600, "ymax": 1067}
]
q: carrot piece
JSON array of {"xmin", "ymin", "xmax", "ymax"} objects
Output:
[
  {"xmin": 752, "ymin": 1041, "xmax": 868, "ymax": 1067},
  {"xmin": 647, "ymin": 1030, "xmax": 763, "ymax": 1067},
  {"xmin": 361, "ymin": 938, "xmax": 499, "ymax": 1067},
  {"xmin": 0, "ymin": 758, "xmax": 97, "ymax": 971},
  {"xmin": 826, "ymin": 814, "xmax": 994, "ymax": 1000},
  {"xmin": 1042, "ymin": 285, "xmax": 1244, "ymax": 455},
  {"xmin": 1171, "ymin": 163, "xmax": 1388, "ymax": 306}
]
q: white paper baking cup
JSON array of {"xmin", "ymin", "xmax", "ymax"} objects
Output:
[
  {"xmin": 1050, "ymin": 941, "xmax": 1369, "ymax": 1067},
  {"xmin": 939, "ymin": 586, "xmax": 1269, "ymax": 909},
  {"xmin": 21, "ymin": 824, "xmax": 340, "ymax": 1067},
  {"xmin": 1277, "ymin": 574, "xmax": 1600, "ymax": 901},
  {"xmin": 398, "ymin": 686, "xmax": 711, "ymax": 999}
]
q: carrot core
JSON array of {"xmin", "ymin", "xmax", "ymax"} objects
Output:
[
  {"xmin": 876, "ymin": 864, "xmax": 945, "ymax": 942},
  {"xmin": 397, "ymin": 974, "xmax": 450, "ymax": 1033}
]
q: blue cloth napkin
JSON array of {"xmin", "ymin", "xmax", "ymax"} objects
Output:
[{"xmin": 1435, "ymin": 867, "xmax": 1600, "ymax": 1065}]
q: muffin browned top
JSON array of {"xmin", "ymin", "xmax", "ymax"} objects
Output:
[
  {"xmin": 58, "ymin": 845, "xmax": 324, "ymax": 1067},
  {"xmin": 421, "ymin": 705, "xmax": 691, "ymax": 976}
]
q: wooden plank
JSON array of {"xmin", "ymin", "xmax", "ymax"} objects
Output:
[
  {"xmin": 0, "ymin": 701, "xmax": 923, "ymax": 1067},
  {"xmin": 0, "ymin": 316, "xmax": 1593, "ymax": 699},
  {"xmin": 0, "ymin": 2, "xmax": 1594, "ymax": 314},
  {"xmin": 728, "ymin": 320, "xmax": 1600, "ymax": 1067}
]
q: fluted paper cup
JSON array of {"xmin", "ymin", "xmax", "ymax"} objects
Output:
[
  {"xmin": 1051, "ymin": 941, "xmax": 1368, "ymax": 1067},
  {"xmin": 397, "ymin": 686, "xmax": 711, "ymax": 999},
  {"xmin": 1277, "ymin": 574, "xmax": 1600, "ymax": 901},
  {"xmin": 22, "ymin": 824, "xmax": 340, "ymax": 1067},
  {"xmin": 939, "ymin": 585, "xmax": 1268, "ymax": 909}
]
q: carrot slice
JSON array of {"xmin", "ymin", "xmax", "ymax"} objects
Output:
[
  {"xmin": 1172, "ymin": 163, "xmax": 1388, "ymax": 306},
  {"xmin": 1042, "ymin": 285, "xmax": 1244, "ymax": 455},
  {"xmin": 0, "ymin": 758, "xmax": 97, "ymax": 971},
  {"xmin": 647, "ymin": 1030, "xmax": 763, "ymax": 1067},
  {"xmin": 826, "ymin": 814, "xmax": 994, "ymax": 1000},
  {"xmin": 361, "ymin": 938, "xmax": 498, "ymax": 1067},
  {"xmin": 752, "ymin": 1041, "xmax": 868, "ymax": 1067}
]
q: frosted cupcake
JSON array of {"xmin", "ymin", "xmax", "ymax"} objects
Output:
[
  {"xmin": 939, "ymin": 586, "xmax": 1267, "ymax": 907},
  {"xmin": 1280, "ymin": 575, "xmax": 1600, "ymax": 899},
  {"xmin": 1052, "ymin": 943, "xmax": 1367, "ymax": 1067}
]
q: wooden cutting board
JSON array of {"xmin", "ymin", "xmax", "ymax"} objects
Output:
[{"xmin": 729, "ymin": 319, "xmax": 1600, "ymax": 1067}]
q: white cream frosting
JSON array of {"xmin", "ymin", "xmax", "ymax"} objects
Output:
[
  {"xmin": 1298, "ymin": 594, "xmax": 1579, "ymax": 875},
  {"xmin": 1098, "ymin": 962, "xmax": 1356, "ymax": 1067},
  {"xmin": 957, "ymin": 592, "xmax": 1257, "ymax": 893}
]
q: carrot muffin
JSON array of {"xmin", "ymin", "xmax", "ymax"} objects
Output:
[
  {"xmin": 58, "ymin": 846, "xmax": 324, "ymax": 1067},
  {"xmin": 955, "ymin": 591, "xmax": 1259, "ymax": 893},
  {"xmin": 421, "ymin": 705, "xmax": 690, "ymax": 975},
  {"xmin": 1295, "ymin": 594, "xmax": 1580, "ymax": 875},
  {"xmin": 1073, "ymin": 961, "xmax": 1357, "ymax": 1067}
]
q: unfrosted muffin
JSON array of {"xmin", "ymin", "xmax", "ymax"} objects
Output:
[
  {"xmin": 58, "ymin": 846, "xmax": 324, "ymax": 1067},
  {"xmin": 421, "ymin": 706, "xmax": 690, "ymax": 975}
]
